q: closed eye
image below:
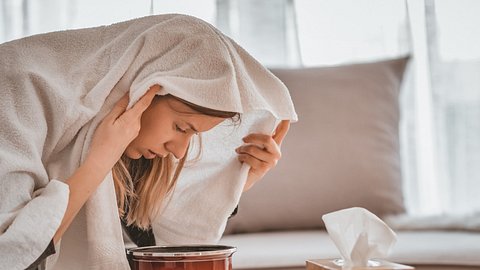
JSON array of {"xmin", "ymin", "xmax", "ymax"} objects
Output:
[{"xmin": 175, "ymin": 124, "xmax": 187, "ymax": 134}]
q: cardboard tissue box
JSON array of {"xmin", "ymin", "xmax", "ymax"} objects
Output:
[
  {"xmin": 306, "ymin": 259, "xmax": 414, "ymax": 270},
  {"xmin": 306, "ymin": 208, "xmax": 415, "ymax": 270}
]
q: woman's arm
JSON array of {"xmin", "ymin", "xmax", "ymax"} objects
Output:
[
  {"xmin": 53, "ymin": 88, "xmax": 157, "ymax": 244},
  {"xmin": 52, "ymin": 158, "xmax": 112, "ymax": 243}
]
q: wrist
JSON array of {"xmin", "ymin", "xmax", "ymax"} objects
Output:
[{"xmin": 81, "ymin": 155, "xmax": 115, "ymax": 179}]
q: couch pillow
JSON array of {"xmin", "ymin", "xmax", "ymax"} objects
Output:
[{"xmin": 224, "ymin": 57, "xmax": 409, "ymax": 234}]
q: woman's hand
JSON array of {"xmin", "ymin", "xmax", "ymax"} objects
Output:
[
  {"xmin": 236, "ymin": 120, "xmax": 290, "ymax": 192},
  {"xmin": 85, "ymin": 87, "xmax": 157, "ymax": 173},
  {"xmin": 55, "ymin": 88, "xmax": 157, "ymax": 244}
]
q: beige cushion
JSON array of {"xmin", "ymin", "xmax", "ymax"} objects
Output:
[
  {"xmin": 219, "ymin": 230, "xmax": 480, "ymax": 269},
  {"xmin": 225, "ymin": 57, "xmax": 409, "ymax": 234}
]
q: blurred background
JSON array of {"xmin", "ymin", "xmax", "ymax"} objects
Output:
[{"xmin": 1, "ymin": 0, "xmax": 480, "ymax": 217}]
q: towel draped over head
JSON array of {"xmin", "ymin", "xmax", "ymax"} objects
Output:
[{"xmin": 0, "ymin": 14, "xmax": 297, "ymax": 269}]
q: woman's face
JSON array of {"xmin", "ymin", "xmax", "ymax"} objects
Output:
[{"xmin": 124, "ymin": 95, "xmax": 225, "ymax": 160}]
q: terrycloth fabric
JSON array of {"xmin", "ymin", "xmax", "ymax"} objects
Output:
[
  {"xmin": 0, "ymin": 14, "xmax": 297, "ymax": 269},
  {"xmin": 152, "ymin": 111, "xmax": 279, "ymax": 245}
]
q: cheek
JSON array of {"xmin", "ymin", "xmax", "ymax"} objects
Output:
[
  {"xmin": 136, "ymin": 117, "xmax": 172, "ymax": 146},
  {"xmin": 133, "ymin": 100, "xmax": 179, "ymax": 149},
  {"xmin": 136, "ymin": 128, "xmax": 162, "ymax": 147}
]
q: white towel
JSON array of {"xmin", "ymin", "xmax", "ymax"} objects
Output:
[
  {"xmin": 0, "ymin": 14, "xmax": 297, "ymax": 269},
  {"xmin": 152, "ymin": 111, "xmax": 278, "ymax": 245}
]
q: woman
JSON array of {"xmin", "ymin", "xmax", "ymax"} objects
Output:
[
  {"xmin": 113, "ymin": 87, "xmax": 289, "ymax": 246},
  {"xmin": 0, "ymin": 14, "xmax": 297, "ymax": 269}
]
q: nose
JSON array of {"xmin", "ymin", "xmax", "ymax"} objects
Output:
[{"xmin": 165, "ymin": 135, "xmax": 191, "ymax": 159}]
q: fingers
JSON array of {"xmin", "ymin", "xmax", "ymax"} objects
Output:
[
  {"xmin": 237, "ymin": 134, "xmax": 281, "ymax": 171},
  {"xmin": 242, "ymin": 134, "xmax": 280, "ymax": 154},
  {"xmin": 236, "ymin": 144, "xmax": 278, "ymax": 162},
  {"xmin": 239, "ymin": 121, "xmax": 290, "ymax": 192},
  {"xmin": 127, "ymin": 86, "xmax": 158, "ymax": 118},
  {"xmin": 242, "ymin": 120, "xmax": 290, "ymax": 152},
  {"xmin": 106, "ymin": 86, "xmax": 159, "ymax": 122},
  {"xmin": 272, "ymin": 120, "xmax": 290, "ymax": 145},
  {"xmin": 238, "ymin": 153, "xmax": 269, "ymax": 171},
  {"xmin": 113, "ymin": 86, "xmax": 158, "ymax": 125},
  {"xmin": 106, "ymin": 93, "xmax": 130, "ymax": 120}
]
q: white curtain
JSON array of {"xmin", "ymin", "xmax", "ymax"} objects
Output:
[
  {"xmin": 406, "ymin": 0, "xmax": 480, "ymax": 215},
  {"xmin": 1, "ymin": 0, "xmax": 479, "ymax": 217}
]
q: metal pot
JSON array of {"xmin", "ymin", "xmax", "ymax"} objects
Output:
[{"xmin": 127, "ymin": 245, "xmax": 237, "ymax": 270}]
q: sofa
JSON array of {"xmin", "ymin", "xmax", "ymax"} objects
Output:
[{"xmin": 219, "ymin": 57, "xmax": 480, "ymax": 270}]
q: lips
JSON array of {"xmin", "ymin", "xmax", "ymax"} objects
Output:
[
  {"xmin": 148, "ymin": 150, "xmax": 165, "ymax": 158},
  {"xmin": 141, "ymin": 150, "xmax": 155, "ymax": 159}
]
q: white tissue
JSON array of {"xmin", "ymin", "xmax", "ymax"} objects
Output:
[{"xmin": 322, "ymin": 207, "xmax": 397, "ymax": 268}]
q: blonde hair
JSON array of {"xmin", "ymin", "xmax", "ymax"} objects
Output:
[{"xmin": 112, "ymin": 94, "xmax": 240, "ymax": 230}]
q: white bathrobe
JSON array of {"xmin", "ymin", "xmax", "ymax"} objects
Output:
[{"xmin": 0, "ymin": 14, "xmax": 297, "ymax": 269}]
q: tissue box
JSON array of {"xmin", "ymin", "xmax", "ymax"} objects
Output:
[{"xmin": 306, "ymin": 259, "xmax": 415, "ymax": 270}]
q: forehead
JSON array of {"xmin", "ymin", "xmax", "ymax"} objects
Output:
[
  {"xmin": 164, "ymin": 96, "xmax": 226, "ymax": 131},
  {"xmin": 165, "ymin": 97, "xmax": 199, "ymax": 115}
]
